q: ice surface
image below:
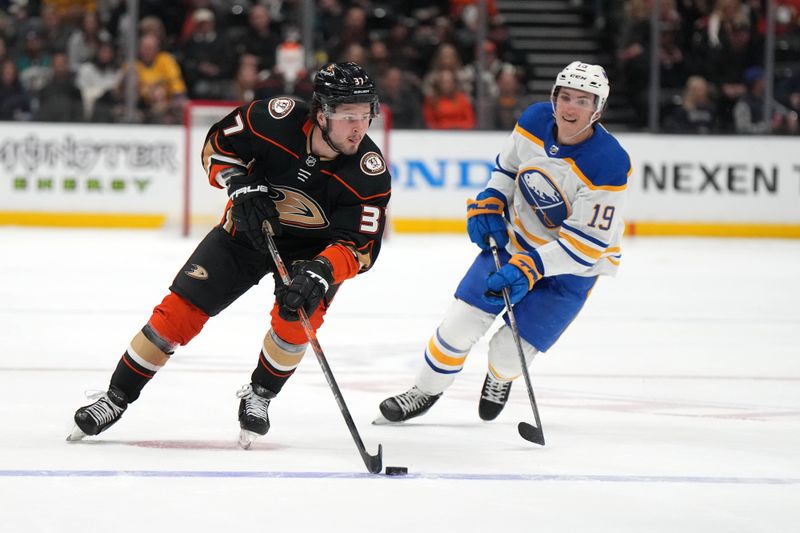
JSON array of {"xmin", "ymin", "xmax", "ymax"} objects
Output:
[{"xmin": 1, "ymin": 228, "xmax": 798, "ymax": 532}]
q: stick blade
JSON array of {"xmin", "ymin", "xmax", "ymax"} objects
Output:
[
  {"xmin": 364, "ymin": 443, "xmax": 383, "ymax": 474},
  {"xmin": 518, "ymin": 422, "xmax": 545, "ymax": 446}
]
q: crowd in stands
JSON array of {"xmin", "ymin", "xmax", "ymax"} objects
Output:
[
  {"xmin": 606, "ymin": 0, "xmax": 800, "ymax": 133},
  {"xmin": 0, "ymin": 0, "xmax": 524, "ymax": 130},
  {"xmin": 1, "ymin": 0, "xmax": 798, "ymax": 134}
]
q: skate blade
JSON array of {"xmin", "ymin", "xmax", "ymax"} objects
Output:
[
  {"xmin": 238, "ymin": 429, "xmax": 260, "ymax": 449},
  {"xmin": 66, "ymin": 425, "xmax": 88, "ymax": 442},
  {"xmin": 371, "ymin": 414, "xmax": 402, "ymax": 426}
]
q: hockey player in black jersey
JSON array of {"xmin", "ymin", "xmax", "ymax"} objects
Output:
[{"xmin": 68, "ymin": 62, "xmax": 391, "ymax": 448}]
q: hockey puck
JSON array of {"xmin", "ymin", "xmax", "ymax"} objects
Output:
[{"xmin": 384, "ymin": 466, "xmax": 408, "ymax": 476}]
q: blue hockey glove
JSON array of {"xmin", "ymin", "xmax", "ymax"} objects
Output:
[
  {"xmin": 484, "ymin": 253, "xmax": 542, "ymax": 305},
  {"xmin": 467, "ymin": 189, "xmax": 508, "ymax": 251}
]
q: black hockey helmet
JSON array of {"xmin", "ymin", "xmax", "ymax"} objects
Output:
[{"xmin": 312, "ymin": 62, "xmax": 379, "ymax": 119}]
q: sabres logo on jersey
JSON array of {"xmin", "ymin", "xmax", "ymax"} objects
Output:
[
  {"xmin": 360, "ymin": 152, "xmax": 386, "ymax": 176},
  {"xmin": 268, "ymin": 97, "xmax": 295, "ymax": 119},
  {"xmin": 517, "ymin": 166, "xmax": 571, "ymax": 229},
  {"xmin": 271, "ymin": 186, "xmax": 330, "ymax": 229}
]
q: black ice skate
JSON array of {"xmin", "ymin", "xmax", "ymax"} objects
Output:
[
  {"xmin": 67, "ymin": 386, "xmax": 129, "ymax": 441},
  {"xmin": 478, "ymin": 372, "xmax": 512, "ymax": 421},
  {"xmin": 375, "ymin": 386, "xmax": 442, "ymax": 423},
  {"xmin": 236, "ymin": 383, "xmax": 276, "ymax": 449}
]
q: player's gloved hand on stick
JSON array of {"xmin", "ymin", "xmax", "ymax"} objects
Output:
[
  {"xmin": 485, "ymin": 253, "xmax": 542, "ymax": 305},
  {"xmin": 277, "ymin": 259, "xmax": 334, "ymax": 321},
  {"xmin": 467, "ymin": 189, "xmax": 508, "ymax": 251},
  {"xmin": 227, "ymin": 172, "xmax": 281, "ymax": 253}
]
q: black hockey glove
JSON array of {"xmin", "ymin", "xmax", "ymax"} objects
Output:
[
  {"xmin": 227, "ymin": 173, "xmax": 281, "ymax": 253},
  {"xmin": 277, "ymin": 259, "xmax": 334, "ymax": 321}
]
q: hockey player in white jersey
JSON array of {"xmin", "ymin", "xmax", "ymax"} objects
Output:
[{"xmin": 378, "ymin": 61, "xmax": 631, "ymax": 423}]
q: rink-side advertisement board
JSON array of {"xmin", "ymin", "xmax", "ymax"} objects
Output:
[
  {"xmin": 1, "ymin": 122, "xmax": 799, "ymax": 237},
  {"xmin": 0, "ymin": 122, "xmax": 180, "ymax": 228}
]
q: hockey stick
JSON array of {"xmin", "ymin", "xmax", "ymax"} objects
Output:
[
  {"xmin": 488, "ymin": 236, "xmax": 545, "ymax": 446},
  {"xmin": 264, "ymin": 230, "xmax": 383, "ymax": 473}
]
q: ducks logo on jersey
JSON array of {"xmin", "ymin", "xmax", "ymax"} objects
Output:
[{"xmin": 517, "ymin": 166, "xmax": 570, "ymax": 229}]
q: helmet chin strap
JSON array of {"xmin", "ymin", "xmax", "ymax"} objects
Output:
[{"xmin": 318, "ymin": 116, "xmax": 343, "ymax": 154}]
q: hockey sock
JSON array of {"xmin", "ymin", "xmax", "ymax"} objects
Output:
[
  {"xmin": 416, "ymin": 299, "xmax": 495, "ymax": 395},
  {"xmin": 487, "ymin": 325, "xmax": 538, "ymax": 379},
  {"xmin": 250, "ymin": 329, "xmax": 307, "ymax": 394},
  {"xmin": 110, "ymin": 328, "xmax": 172, "ymax": 402}
]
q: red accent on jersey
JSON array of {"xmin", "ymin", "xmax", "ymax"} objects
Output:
[
  {"xmin": 321, "ymin": 169, "xmax": 392, "ymax": 201},
  {"xmin": 318, "ymin": 244, "xmax": 359, "ymax": 284}
]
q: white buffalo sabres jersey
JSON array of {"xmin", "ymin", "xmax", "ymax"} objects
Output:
[{"xmin": 489, "ymin": 102, "xmax": 631, "ymax": 278}]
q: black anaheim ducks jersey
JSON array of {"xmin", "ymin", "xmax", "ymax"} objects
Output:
[{"xmin": 202, "ymin": 97, "xmax": 391, "ymax": 272}]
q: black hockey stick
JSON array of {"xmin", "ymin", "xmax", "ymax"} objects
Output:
[
  {"xmin": 264, "ymin": 229, "xmax": 383, "ymax": 473},
  {"xmin": 488, "ymin": 236, "xmax": 545, "ymax": 446}
]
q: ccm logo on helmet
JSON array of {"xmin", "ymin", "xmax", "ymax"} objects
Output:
[{"xmin": 268, "ymin": 97, "xmax": 295, "ymax": 119}]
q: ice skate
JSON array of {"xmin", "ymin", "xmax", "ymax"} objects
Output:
[
  {"xmin": 375, "ymin": 386, "xmax": 442, "ymax": 424},
  {"xmin": 236, "ymin": 383, "xmax": 276, "ymax": 449},
  {"xmin": 67, "ymin": 387, "xmax": 129, "ymax": 441},
  {"xmin": 478, "ymin": 372, "xmax": 512, "ymax": 421}
]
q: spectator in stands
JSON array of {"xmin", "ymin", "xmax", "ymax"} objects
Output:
[
  {"xmin": 707, "ymin": 17, "xmax": 760, "ymax": 130},
  {"xmin": 785, "ymin": 70, "xmax": 800, "ymax": 117},
  {"xmin": 235, "ymin": 4, "xmax": 280, "ymax": 73},
  {"xmin": 367, "ymin": 39, "xmax": 392, "ymax": 80},
  {"xmin": 16, "ymin": 29, "xmax": 52, "ymax": 97},
  {"xmin": 42, "ymin": 0, "xmax": 96, "ymax": 27},
  {"xmin": 75, "ymin": 38, "xmax": 120, "ymax": 120},
  {"xmin": 384, "ymin": 16, "xmax": 423, "ymax": 75},
  {"xmin": 135, "ymin": 32, "xmax": 186, "ymax": 105},
  {"xmin": 142, "ymin": 80, "xmax": 182, "ymax": 124},
  {"xmin": 179, "ymin": 8, "xmax": 231, "ymax": 99},
  {"xmin": 733, "ymin": 66, "xmax": 799, "ymax": 134},
  {"xmin": 40, "ymin": 4, "xmax": 71, "ymax": 54},
  {"xmin": 274, "ymin": 25, "xmax": 306, "ymax": 87},
  {"xmin": 327, "ymin": 5, "xmax": 369, "ymax": 62},
  {"xmin": 36, "ymin": 51, "xmax": 83, "ymax": 121},
  {"xmin": 422, "ymin": 42, "xmax": 470, "ymax": 98},
  {"xmin": 66, "ymin": 9, "xmax": 109, "ymax": 72},
  {"xmin": 462, "ymin": 40, "xmax": 507, "ymax": 101},
  {"xmin": 617, "ymin": 0, "xmax": 653, "ymax": 126},
  {"xmin": 178, "ymin": 0, "xmax": 219, "ymax": 45},
  {"xmin": 138, "ymin": 15, "xmax": 169, "ymax": 51},
  {"xmin": 449, "ymin": 0, "xmax": 499, "ymax": 19},
  {"xmin": 491, "ymin": 66, "xmax": 532, "ymax": 130},
  {"xmin": 423, "ymin": 68, "xmax": 476, "ymax": 129},
  {"xmin": 659, "ymin": 21, "xmax": 689, "ymax": 90},
  {"xmin": 707, "ymin": 0, "xmax": 751, "ymax": 49},
  {"xmin": 663, "ymin": 75, "xmax": 719, "ymax": 133},
  {"xmin": 0, "ymin": 57, "xmax": 31, "ymax": 120},
  {"xmin": 379, "ymin": 66, "xmax": 424, "ymax": 128},
  {"xmin": 340, "ymin": 42, "xmax": 368, "ymax": 67},
  {"xmin": 220, "ymin": 58, "xmax": 259, "ymax": 103},
  {"xmin": 316, "ymin": 0, "xmax": 344, "ymax": 49}
]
